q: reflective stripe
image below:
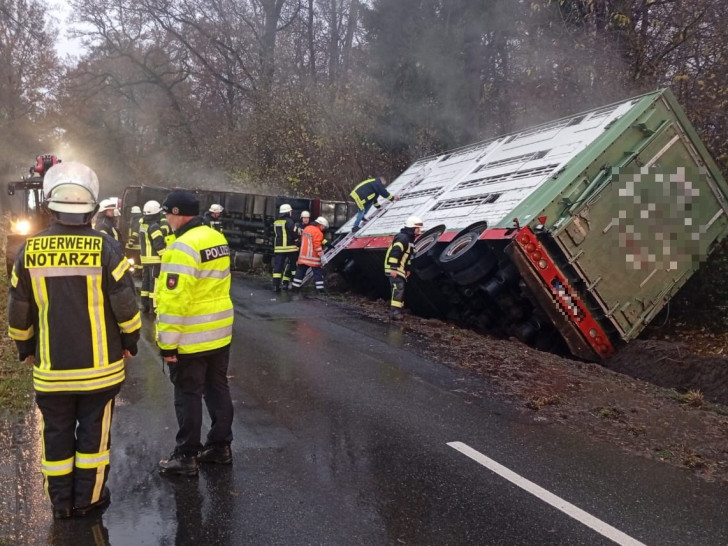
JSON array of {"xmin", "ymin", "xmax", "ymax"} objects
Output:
[
  {"xmin": 118, "ymin": 312, "xmax": 142, "ymax": 333},
  {"xmin": 9, "ymin": 325, "xmax": 34, "ymax": 340},
  {"xmin": 33, "ymin": 360, "xmax": 124, "ymax": 380},
  {"xmin": 162, "ymin": 262, "xmax": 229, "ymax": 279},
  {"xmin": 111, "ymin": 258, "xmax": 130, "ymax": 281},
  {"xmin": 10, "ymin": 268, "xmax": 18, "ymax": 287},
  {"xmin": 157, "ymin": 324, "xmax": 232, "ymax": 346},
  {"xmin": 87, "ymin": 275, "xmax": 107, "ymax": 367},
  {"xmin": 157, "ymin": 308, "xmax": 234, "ymax": 326},
  {"xmin": 168, "ymin": 240, "xmax": 199, "ymax": 262},
  {"xmin": 75, "ymin": 449, "xmax": 110, "ymax": 469},
  {"xmin": 91, "ymin": 399, "xmax": 114, "ymax": 501},
  {"xmin": 29, "ymin": 266, "xmax": 102, "ymax": 278},
  {"xmin": 33, "ymin": 369, "xmax": 125, "ymax": 392},
  {"xmin": 41, "ymin": 456, "xmax": 74, "ymax": 476},
  {"xmin": 32, "ymin": 277, "xmax": 51, "ymax": 371}
]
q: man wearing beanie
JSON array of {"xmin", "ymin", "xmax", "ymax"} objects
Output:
[{"xmin": 155, "ymin": 189, "xmax": 235, "ymax": 476}]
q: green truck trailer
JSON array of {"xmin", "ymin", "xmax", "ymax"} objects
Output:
[{"xmin": 333, "ymin": 89, "xmax": 728, "ymax": 360}]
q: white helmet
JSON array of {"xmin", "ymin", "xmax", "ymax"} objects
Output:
[
  {"xmin": 404, "ymin": 215, "xmax": 424, "ymax": 229},
  {"xmin": 209, "ymin": 204, "xmax": 224, "ymax": 213},
  {"xmin": 279, "ymin": 203, "xmax": 292, "ymax": 214},
  {"xmin": 131, "ymin": 205, "xmax": 142, "ymax": 214},
  {"xmin": 315, "ymin": 216, "xmax": 329, "ymax": 229},
  {"xmin": 43, "ymin": 162, "xmax": 99, "ymax": 214},
  {"xmin": 99, "ymin": 198, "xmax": 120, "ymax": 216},
  {"xmin": 143, "ymin": 200, "xmax": 162, "ymax": 215},
  {"xmin": 301, "ymin": 210, "xmax": 311, "ymax": 218}
]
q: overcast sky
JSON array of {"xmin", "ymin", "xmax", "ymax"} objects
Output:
[{"xmin": 47, "ymin": 1, "xmax": 85, "ymax": 60}]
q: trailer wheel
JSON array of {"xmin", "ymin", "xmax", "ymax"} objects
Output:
[
  {"xmin": 449, "ymin": 251, "xmax": 498, "ymax": 286},
  {"xmin": 438, "ymin": 231, "xmax": 483, "ymax": 272},
  {"xmin": 412, "ymin": 224, "xmax": 446, "ymax": 268},
  {"xmin": 414, "ymin": 262, "xmax": 442, "ymax": 281}
]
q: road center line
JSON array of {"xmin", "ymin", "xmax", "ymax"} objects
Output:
[{"xmin": 447, "ymin": 441, "xmax": 646, "ymax": 546}]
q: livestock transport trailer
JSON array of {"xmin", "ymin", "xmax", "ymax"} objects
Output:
[
  {"xmin": 120, "ymin": 184, "xmax": 355, "ymax": 270},
  {"xmin": 330, "ymin": 89, "xmax": 728, "ymax": 361}
]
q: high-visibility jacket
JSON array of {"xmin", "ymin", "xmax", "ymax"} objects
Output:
[
  {"xmin": 7, "ymin": 222, "xmax": 141, "ymax": 393},
  {"xmin": 384, "ymin": 228, "xmax": 416, "ymax": 278},
  {"xmin": 297, "ymin": 224, "xmax": 325, "ymax": 267},
  {"xmin": 156, "ymin": 217, "xmax": 233, "ymax": 356},
  {"xmin": 273, "ymin": 215, "xmax": 298, "ymax": 252},
  {"xmin": 140, "ymin": 215, "xmax": 166, "ymax": 265},
  {"xmin": 126, "ymin": 214, "xmax": 142, "ymax": 250},
  {"xmin": 160, "ymin": 216, "xmax": 176, "ymax": 247},
  {"xmin": 350, "ymin": 177, "xmax": 393, "ymax": 210},
  {"xmin": 94, "ymin": 215, "xmax": 122, "ymax": 244}
]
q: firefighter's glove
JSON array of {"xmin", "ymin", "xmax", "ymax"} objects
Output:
[
  {"xmin": 373, "ymin": 203, "xmax": 381, "ymax": 209},
  {"xmin": 121, "ymin": 333, "xmax": 139, "ymax": 356}
]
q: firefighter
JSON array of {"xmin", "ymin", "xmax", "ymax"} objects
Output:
[
  {"xmin": 291, "ymin": 216, "xmax": 329, "ymax": 293},
  {"xmin": 298, "ymin": 210, "xmax": 311, "ymax": 229},
  {"xmin": 7, "ymin": 161, "xmax": 140, "ymax": 519},
  {"xmin": 283, "ymin": 210, "xmax": 311, "ymax": 284},
  {"xmin": 139, "ymin": 200, "xmax": 167, "ymax": 313},
  {"xmin": 350, "ymin": 176, "xmax": 399, "ymax": 232},
  {"xmin": 94, "ymin": 198, "xmax": 122, "ymax": 244},
  {"xmin": 156, "ymin": 190, "xmax": 234, "ymax": 476},
  {"xmin": 384, "ymin": 215, "xmax": 423, "ymax": 321},
  {"xmin": 204, "ymin": 204, "xmax": 224, "ymax": 232},
  {"xmin": 126, "ymin": 205, "xmax": 142, "ymax": 249},
  {"xmin": 272, "ymin": 203, "xmax": 299, "ymax": 292}
]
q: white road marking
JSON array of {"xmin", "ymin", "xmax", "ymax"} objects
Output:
[{"xmin": 447, "ymin": 441, "xmax": 647, "ymax": 546}]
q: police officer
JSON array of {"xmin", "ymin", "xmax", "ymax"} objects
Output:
[
  {"xmin": 94, "ymin": 198, "xmax": 122, "ymax": 244},
  {"xmin": 139, "ymin": 200, "xmax": 167, "ymax": 313},
  {"xmin": 384, "ymin": 216, "xmax": 423, "ymax": 320},
  {"xmin": 272, "ymin": 203, "xmax": 299, "ymax": 292},
  {"xmin": 7, "ymin": 162, "xmax": 140, "ymax": 519},
  {"xmin": 156, "ymin": 190, "xmax": 234, "ymax": 476},
  {"xmin": 204, "ymin": 204, "xmax": 224, "ymax": 232},
  {"xmin": 350, "ymin": 176, "xmax": 399, "ymax": 232}
]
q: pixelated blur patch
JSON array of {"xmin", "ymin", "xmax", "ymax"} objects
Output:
[{"xmin": 612, "ymin": 166, "xmax": 713, "ymax": 271}]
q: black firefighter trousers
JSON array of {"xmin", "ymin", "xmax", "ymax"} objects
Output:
[
  {"xmin": 167, "ymin": 346, "xmax": 234, "ymax": 457},
  {"xmin": 35, "ymin": 386, "xmax": 120, "ymax": 512}
]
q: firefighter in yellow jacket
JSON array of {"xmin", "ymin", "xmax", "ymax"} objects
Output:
[
  {"xmin": 384, "ymin": 216, "xmax": 423, "ymax": 321},
  {"xmin": 156, "ymin": 189, "xmax": 235, "ymax": 476},
  {"xmin": 7, "ymin": 162, "xmax": 141, "ymax": 519},
  {"xmin": 139, "ymin": 200, "xmax": 167, "ymax": 313}
]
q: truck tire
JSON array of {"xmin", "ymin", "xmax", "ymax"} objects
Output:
[
  {"xmin": 412, "ymin": 224, "xmax": 446, "ymax": 280},
  {"xmin": 412, "ymin": 224, "xmax": 446, "ymax": 266},
  {"xmin": 438, "ymin": 222, "xmax": 489, "ymax": 273},
  {"xmin": 438, "ymin": 231, "xmax": 482, "ymax": 272},
  {"xmin": 449, "ymin": 252, "xmax": 498, "ymax": 286}
]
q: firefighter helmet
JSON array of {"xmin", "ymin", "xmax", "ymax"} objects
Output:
[
  {"xmin": 315, "ymin": 216, "xmax": 329, "ymax": 229},
  {"xmin": 279, "ymin": 204, "xmax": 292, "ymax": 214},
  {"xmin": 143, "ymin": 200, "xmax": 162, "ymax": 215},
  {"xmin": 43, "ymin": 162, "xmax": 99, "ymax": 215},
  {"xmin": 301, "ymin": 210, "xmax": 311, "ymax": 218},
  {"xmin": 404, "ymin": 215, "xmax": 423, "ymax": 228},
  {"xmin": 131, "ymin": 205, "xmax": 142, "ymax": 214},
  {"xmin": 209, "ymin": 204, "xmax": 224, "ymax": 213},
  {"xmin": 99, "ymin": 198, "xmax": 120, "ymax": 216}
]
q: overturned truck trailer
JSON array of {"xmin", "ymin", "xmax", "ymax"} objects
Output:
[{"xmin": 332, "ymin": 89, "xmax": 728, "ymax": 361}]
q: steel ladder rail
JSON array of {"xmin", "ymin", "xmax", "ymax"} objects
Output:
[{"xmin": 299, "ymin": 164, "xmax": 433, "ymax": 287}]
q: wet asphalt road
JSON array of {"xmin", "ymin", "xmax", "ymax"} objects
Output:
[{"xmin": 6, "ymin": 273, "xmax": 728, "ymax": 545}]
